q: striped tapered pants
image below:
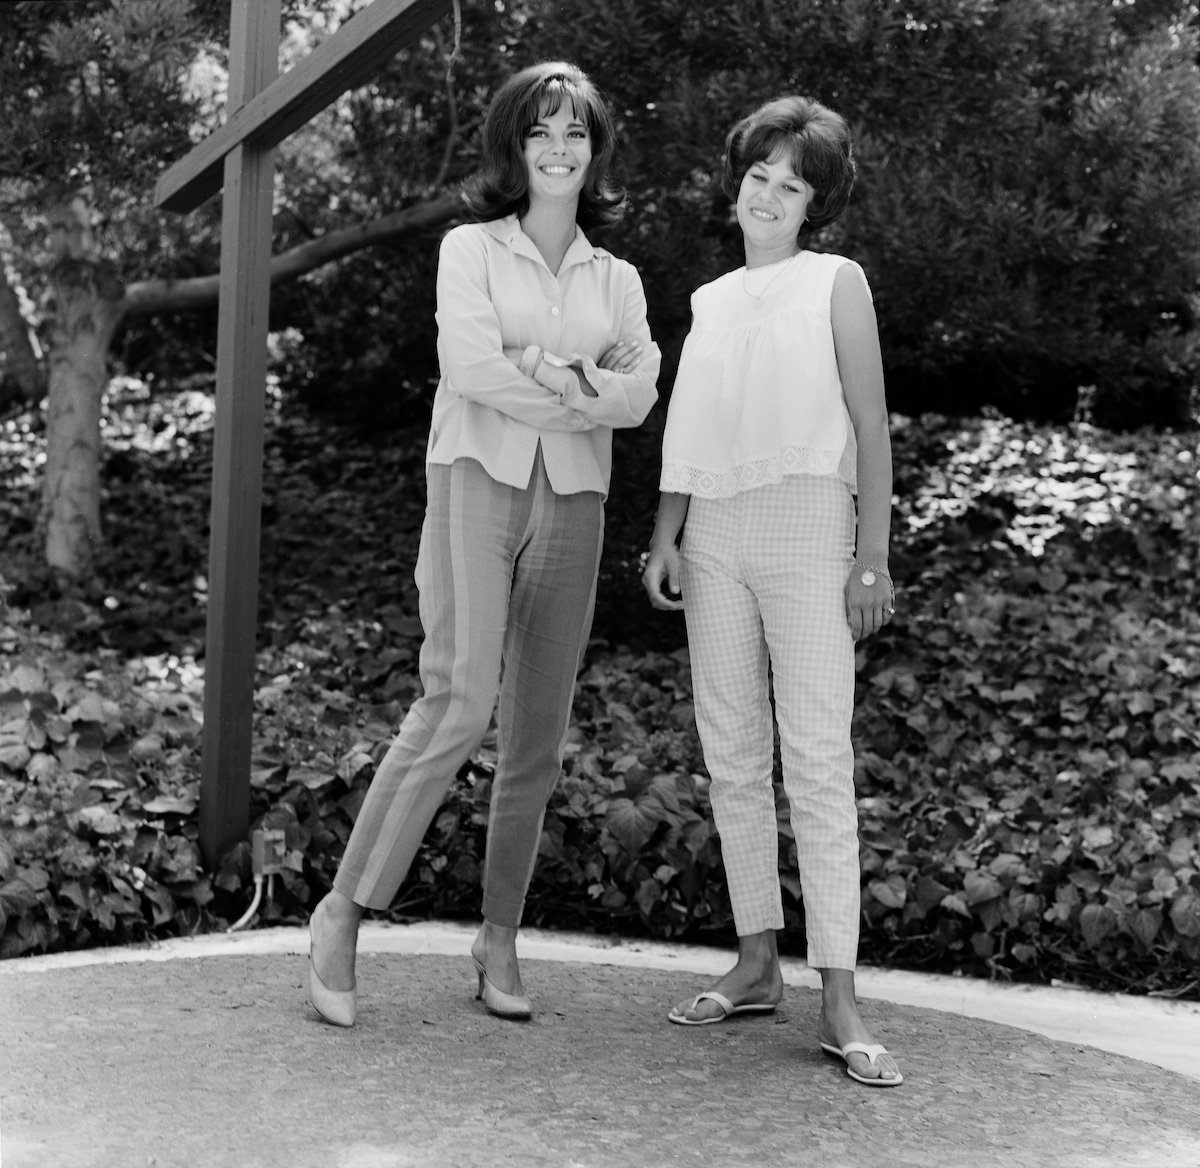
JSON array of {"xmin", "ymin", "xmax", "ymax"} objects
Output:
[
  {"xmin": 680, "ymin": 475, "xmax": 861, "ymax": 969},
  {"xmin": 333, "ymin": 451, "xmax": 603, "ymax": 927}
]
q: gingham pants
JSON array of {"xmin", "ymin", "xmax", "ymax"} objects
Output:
[
  {"xmin": 333, "ymin": 450, "xmax": 603, "ymax": 927},
  {"xmin": 680, "ymin": 475, "xmax": 861, "ymax": 969}
]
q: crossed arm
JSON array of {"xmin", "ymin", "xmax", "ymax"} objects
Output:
[{"xmin": 437, "ymin": 230, "xmax": 659, "ymax": 432}]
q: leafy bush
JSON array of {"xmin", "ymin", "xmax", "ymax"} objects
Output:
[
  {"xmin": 3, "ymin": 399, "xmax": 1198, "ymax": 996},
  {"xmin": 526, "ymin": 0, "xmax": 1200, "ymax": 427},
  {"xmin": 0, "ymin": 627, "xmax": 213, "ymax": 956}
]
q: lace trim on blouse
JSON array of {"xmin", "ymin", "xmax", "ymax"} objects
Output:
[{"xmin": 660, "ymin": 445, "xmax": 843, "ymax": 499}]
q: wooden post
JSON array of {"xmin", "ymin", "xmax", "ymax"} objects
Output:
[
  {"xmin": 154, "ymin": 0, "xmax": 452, "ymax": 869},
  {"xmin": 197, "ymin": 0, "xmax": 280, "ymax": 866}
]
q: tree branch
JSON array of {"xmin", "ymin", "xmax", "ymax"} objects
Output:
[
  {"xmin": 122, "ymin": 189, "xmax": 467, "ymax": 320},
  {"xmin": 431, "ymin": 11, "xmax": 462, "ymax": 191}
]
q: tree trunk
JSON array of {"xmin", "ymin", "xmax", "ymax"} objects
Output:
[
  {"xmin": 36, "ymin": 190, "xmax": 464, "ymax": 579},
  {"xmin": 42, "ymin": 198, "xmax": 124, "ymax": 579}
]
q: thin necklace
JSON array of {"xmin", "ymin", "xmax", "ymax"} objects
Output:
[{"xmin": 742, "ymin": 252, "xmax": 800, "ymax": 299}]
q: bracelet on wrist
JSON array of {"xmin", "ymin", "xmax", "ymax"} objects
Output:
[{"xmin": 854, "ymin": 560, "xmax": 894, "ymax": 596}]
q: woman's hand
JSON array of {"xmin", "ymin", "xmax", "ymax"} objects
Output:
[
  {"xmin": 598, "ymin": 337, "xmax": 644, "ymax": 373},
  {"xmin": 642, "ymin": 544, "xmax": 684, "ymax": 611},
  {"xmin": 844, "ymin": 562, "xmax": 895, "ymax": 640}
]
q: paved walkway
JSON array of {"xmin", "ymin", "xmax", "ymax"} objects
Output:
[{"xmin": 3, "ymin": 923, "xmax": 1200, "ymax": 1168}]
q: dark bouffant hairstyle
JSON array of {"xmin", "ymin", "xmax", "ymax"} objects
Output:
[
  {"xmin": 721, "ymin": 95, "xmax": 857, "ymax": 234},
  {"xmin": 464, "ymin": 61, "xmax": 626, "ymax": 230}
]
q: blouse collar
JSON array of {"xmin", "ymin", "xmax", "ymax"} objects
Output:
[{"xmin": 483, "ymin": 213, "xmax": 600, "ymax": 273}]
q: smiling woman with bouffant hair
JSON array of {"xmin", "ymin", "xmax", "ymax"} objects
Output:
[
  {"xmin": 722, "ymin": 95, "xmax": 857, "ymax": 235},
  {"xmin": 306, "ymin": 60, "xmax": 660, "ymax": 1031},
  {"xmin": 644, "ymin": 94, "xmax": 901, "ymax": 1088},
  {"xmin": 465, "ymin": 60, "xmax": 627, "ymax": 229}
]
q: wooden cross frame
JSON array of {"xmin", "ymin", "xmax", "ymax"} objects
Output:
[{"xmin": 156, "ymin": 0, "xmax": 452, "ymax": 867}]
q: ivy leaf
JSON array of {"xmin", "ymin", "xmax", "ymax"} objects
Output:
[
  {"xmin": 0, "ymin": 740, "xmax": 32, "ymax": 770},
  {"xmin": 1130, "ymin": 907, "xmax": 1162, "ymax": 950},
  {"xmin": 941, "ymin": 893, "xmax": 971, "ymax": 917},
  {"xmin": 988, "ymin": 853, "xmax": 1025, "ymax": 882},
  {"xmin": 0, "ymin": 877, "xmax": 40, "ymax": 913},
  {"xmin": 868, "ymin": 876, "xmax": 907, "ymax": 909},
  {"xmin": 141, "ymin": 795, "xmax": 197, "ymax": 815},
  {"xmin": 914, "ymin": 874, "xmax": 951, "ymax": 912},
  {"xmin": 65, "ymin": 693, "xmax": 112, "ymax": 725},
  {"xmin": 964, "ymin": 870, "xmax": 1004, "ymax": 905},
  {"xmin": 647, "ymin": 774, "xmax": 681, "ymax": 816},
  {"xmin": 606, "ymin": 796, "xmax": 659, "ymax": 854},
  {"xmin": 59, "ymin": 880, "xmax": 87, "ymax": 909},
  {"xmin": 1126, "ymin": 692, "xmax": 1155, "ymax": 716},
  {"xmin": 1009, "ymin": 891, "xmax": 1042, "ymax": 922},
  {"xmin": 24, "ymin": 753, "xmax": 58, "ymax": 777},
  {"xmin": 336, "ymin": 750, "xmax": 374, "ymax": 781},
  {"xmin": 1080, "ymin": 903, "xmax": 1118, "ymax": 947},
  {"xmin": 1083, "ymin": 825, "xmax": 1115, "ymax": 850},
  {"xmin": 288, "ymin": 767, "xmax": 335, "ymax": 791},
  {"xmin": 142, "ymin": 883, "xmax": 176, "ymax": 926},
  {"xmin": 635, "ymin": 877, "xmax": 662, "ymax": 917},
  {"xmin": 6, "ymin": 665, "xmax": 47, "ymax": 693},
  {"xmin": 1170, "ymin": 892, "xmax": 1200, "ymax": 939},
  {"xmin": 681, "ymin": 817, "xmax": 712, "ymax": 857}
]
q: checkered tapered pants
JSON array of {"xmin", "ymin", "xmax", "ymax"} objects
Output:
[{"xmin": 680, "ymin": 475, "xmax": 861, "ymax": 969}]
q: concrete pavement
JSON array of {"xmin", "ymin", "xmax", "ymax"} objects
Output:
[{"xmin": 3, "ymin": 922, "xmax": 1199, "ymax": 1168}]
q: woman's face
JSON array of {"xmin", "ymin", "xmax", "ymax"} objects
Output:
[
  {"xmin": 523, "ymin": 101, "xmax": 592, "ymax": 207},
  {"xmin": 736, "ymin": 150, "xmax": 814, "ymax": 253}
]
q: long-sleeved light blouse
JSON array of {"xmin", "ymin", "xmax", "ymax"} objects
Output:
[
  {"xmin": 660, "ymin": 250, "xmax": 860, "ymax": 499},
  {"xmin": 429, "ymin": 215, "xmax": 661, "ymax": 498}
]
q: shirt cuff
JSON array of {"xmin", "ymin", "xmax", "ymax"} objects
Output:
[{"xmin": 518, "ymin": 345, "xmax": 544, "ymax": 379}]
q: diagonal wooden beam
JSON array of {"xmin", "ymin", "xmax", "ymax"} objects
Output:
[{"xmin": 156, "ymin": 0, "xmax": 451, "ymax": 213}]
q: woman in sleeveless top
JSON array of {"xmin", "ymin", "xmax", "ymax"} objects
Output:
[{"xmin": 643, "ymin": 95, "xmax": 901, "ymax": 1087}]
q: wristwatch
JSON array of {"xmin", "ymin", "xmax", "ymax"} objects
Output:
[{"xmin": 855, "ymin": 562, "xmax": 893, "ymax": 592}]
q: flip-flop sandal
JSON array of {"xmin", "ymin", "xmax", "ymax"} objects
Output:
[
  {"xmin": 820, "ymin": 1040, "xmax": 904, "ymax": 1087},
  {"xmin": 668, "ymin": 990, "xmax": 777, "ymax": 1026}
]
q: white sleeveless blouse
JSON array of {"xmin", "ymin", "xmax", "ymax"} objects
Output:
[{"xmin": 660, "ymin": 250, "xmax": 861, "ymax": 499}]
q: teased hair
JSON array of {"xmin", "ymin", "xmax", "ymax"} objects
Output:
[
  {"xmin": 465, "ymin": 61, "xmax": 626, "ymax": 230},
  {"xmin": 722, "ymin": 95, "xmax": 857, "ymax": 233}
]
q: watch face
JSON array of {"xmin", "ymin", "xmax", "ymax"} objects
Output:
[{"xmin": 860, "ymin": 569, "xmax": 877, "ymax": 587}]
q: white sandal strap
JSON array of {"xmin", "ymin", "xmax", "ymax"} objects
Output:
[
  {"xmin": 838, "ymin": 1042, "xmax": 889, "ymax": 1066},
  {"xmin": 690, "ymin": 991, "xmax": 734, "ymax": 1017}
]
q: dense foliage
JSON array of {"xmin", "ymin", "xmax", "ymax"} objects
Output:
[
  {"xmin": 259, "ymin": 0, "xmax": 1200, "ymax": 428},
  {"xmin": 2, "ymin": 391, "xmax": 1198, "ymax": 998},
  {"xmin": 4, "ymin": 0, "xmax": 1199, "ymax": 427},
  {"xmin": 509, "ymin": 0, "xmax": 1200, "ymax": 427}
]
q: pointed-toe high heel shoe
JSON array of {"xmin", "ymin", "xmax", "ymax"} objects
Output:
[
  {"xmin": 308, "ymin": 907, "xmax": 356, "ymax": 1027},
  {"xmin": 471, "ymin": 954, "xmax": 532, "ymax": 1021}
]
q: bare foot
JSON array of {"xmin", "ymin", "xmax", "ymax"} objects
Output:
[
  {"xmin": 669, "ymin": 962, "xmax": 784, "ymax": 1023},
  {"xmin": 817, "ymin": 998, "xmax": 902, "ymax": 1084}
]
